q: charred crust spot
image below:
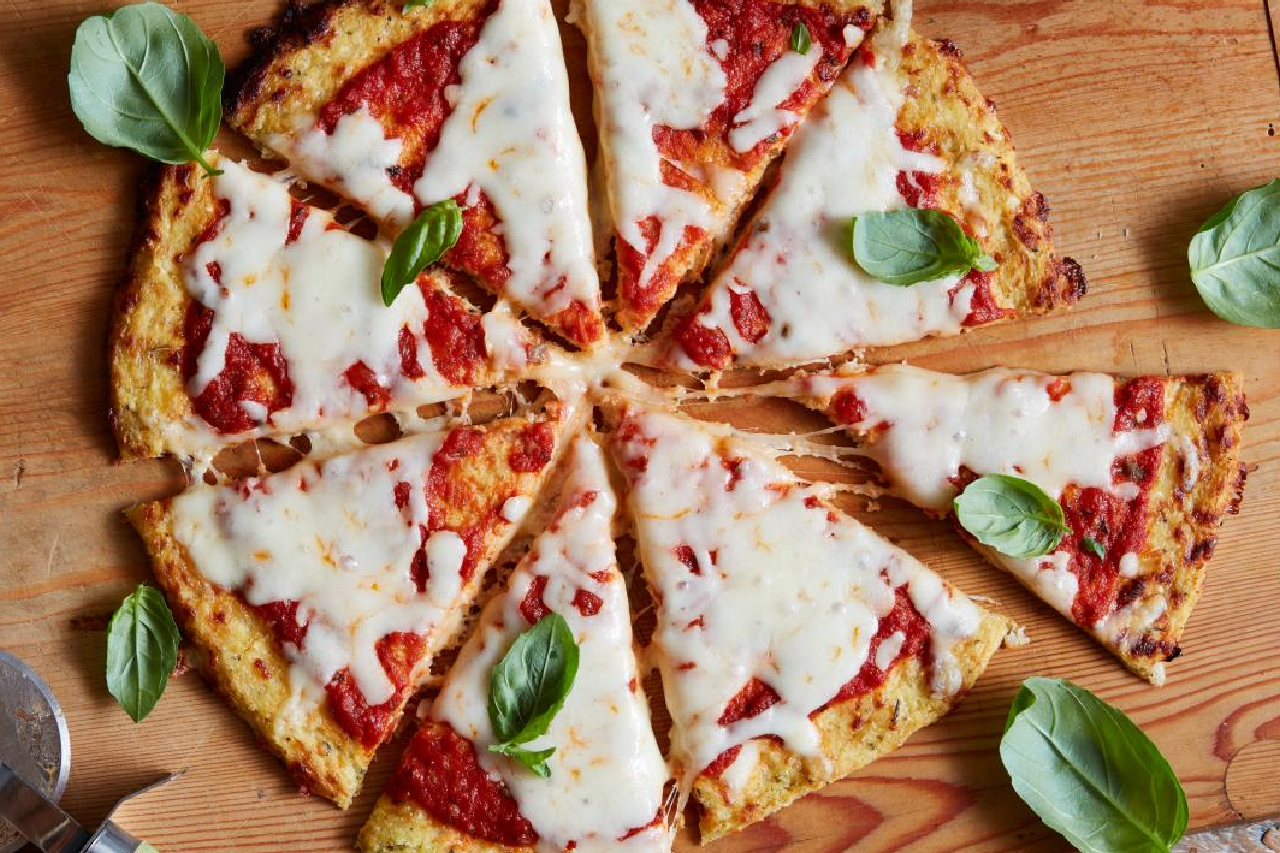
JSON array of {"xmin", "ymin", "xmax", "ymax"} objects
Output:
[
  {"xmin": 1042, "ymin": 256, "xmax": 1088, "ymax": 307},
  {"xmin": 935, "ymin": 38, "xmax": 963, "ymax": 58},
  {"xmin": 224, "ymin": 0, "xmax": 343, "ymax": 120},
  {"xmin": 1166, "ymin": 646, "xmax": 1183, "ymax": 662},
  {"xmin": 1116, "ymin": 578, "xmax": 1145, "ymax": 609},
  {"xmin": 1186, "ymin": 537, "xmax": 1217, "ymax": 564}
]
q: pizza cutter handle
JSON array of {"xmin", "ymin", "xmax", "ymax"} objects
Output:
[{"xmin": 82, "ymin": 822, "xmax": 155, "ymax": 853}]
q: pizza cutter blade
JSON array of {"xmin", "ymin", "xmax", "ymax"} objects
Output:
[{"xmin": 0, "ymin": 650, "xmax": 172, "ymax": 853}]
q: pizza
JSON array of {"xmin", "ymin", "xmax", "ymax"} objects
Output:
[
  {"xmin": 606, "ymin": 403, "xmax": 1012, "ymax": 840},
  {"xmin": 225, "ymin": 0, "xmax": 605, "ymax": 349},
  {"xmin": 576, "ymin": 0, "xmax": 886, "ymax": 333},
  {"xmin": 359, "ymin": 436, "xmax": 675, "ymax": 853},
  {"xmin": 111, "ymin": 153, "xmax": 541, "ymax": 463},
  {"xmin": 126, "ymin": 414, "xmax": 568, "ymax": 807},
  {"xmin": 662, "ymin": 6, "xmax": 1085, "ymax": 370},
  {"xmin": 786, "ymin": 364, "xmax": 1249, "ymax": 683}
]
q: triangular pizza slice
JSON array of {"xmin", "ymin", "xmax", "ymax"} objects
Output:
[
  {"xmin": 226, "ymin": 0, "xmax": 605, "ymax": 348},
  {"xmin": 661, "ymin": 2, "xmax": 1085, "ymax": 370},
  {"xmin": 112, "ymin": 154, "xmax": 543, "ymax": 463},
  {"xmin": 577, "ymin": 0, "xmax": 885, "ymax": 332},
  {"xmin": 360, "ymin": 436, "xmax": 675, "ymax": 853},
  {"xmin": 606, "ymin": 403, "xmax": 1010, "ymax": 841},
  {"xmin": 127, "ymin": 414, "xmax": 569, "ymax": 807},
  {"xmin": 789, "ymin": 364, "xmax": 1249, "ymax": 683}
]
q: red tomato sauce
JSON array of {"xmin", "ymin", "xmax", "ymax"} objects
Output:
[
  {"xmin": 325, "ymin": 632, "xmax": 425, "ymax": 748},
  {"xmin": 420, "ymin": 286, "xmax": 487, "ymax": 386},
  {"xmin": 508, "ymin": 422, "xmax": 556, "ymax": 474},
  {"xmin": 386, "ymin": 722, "xmax": 538, "ymax": 846},
  {"xmin": 181, "ymin": 301, "xmax": 294, "ymax": 434},
  {"xmin": 519, "ymin": 574, "xmax": 551, "ymax": 625}
]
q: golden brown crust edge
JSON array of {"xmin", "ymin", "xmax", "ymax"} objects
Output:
[
  {"xmin": 359, "ymin": 787, "xmax": 534, "ymax": 853},
  {"xmin": 898, "ymin": 32, "xmax": 1086, "ymax": 320},
  {"xmin": 691, "ymin": 610, "xmax": 1011, "ymax": 843}
]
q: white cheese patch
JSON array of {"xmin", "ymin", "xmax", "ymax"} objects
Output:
[
  {"xmin": 674, "ymin": 0, "xmax": 979, "ymax": 368},
  {"xmin": 1119, "ymin": 551, "xmax": 1141, "ymax": 578},
  {"xmin": 612, "ymin": 406, "xmax": 983, "ymax": 778},
  {"xmin": 433, "ymin": 438, "xmax": 671, "ymax": 853},
  {"xmin": 501, "ymin": 494, "xmax": 532, "ymax": 523},
  {"xmin": 171, "ymin": 431, "xmax": 468, "ymax": 719},
  {"xmin": 728, "ymin": 47, "xmax": 822, "ymax": 153},
  {"xmin": 1175, "ymin": 433, "xmax": 1200, "ymax": 490}
]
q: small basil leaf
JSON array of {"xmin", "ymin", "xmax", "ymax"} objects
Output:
[
  {"xmin": 68, "ymin": 3, "xmax": 224, "ymax": 176},
  {"xmin": 953, "ymin": 474, "xmax": 1068, "ymax": 559},
  {"xmin": 403, "ymin": 0, "xmax": 436, "ymax": 7},
  {"xmin": 105, "ymin": 584, "xmax": 181, "ymax": 722},
  {"xmin": 488, "ymin": 743, "xmax": 556, "ymax": 778},
  {"xmin": 1082, "ymin": 536, "xmax": 1106, "ymax": 558},
  {"xmin": 1188, "ymin": 179, "xmax": 1280, "ymax": 328},
  {"xmin": 790, "ymin": 22, "xmax": 811, "ymax": 55},
  {"xmin": 852, "ymin": 208, "xmax": 993, "ymax": 286},
  {"xmin": 1002, "ymin": 677, "xmax": 1188, "ymax": 853},
  {"xmin": 487, "ymin": 613, "xmax": 579, "ymax": 775},
  {"xmin": 381, "ymin": 199, "xmax": 464, "ymax": 306}
]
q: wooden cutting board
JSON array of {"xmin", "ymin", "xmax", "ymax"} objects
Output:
[{"xmin": 2, "ymin": 0, "xmax": 1279, "ymax": 851}]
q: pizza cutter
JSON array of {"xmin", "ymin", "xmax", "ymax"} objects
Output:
[{"xmin": 0, "ymin": 650, "xmax": 173, "ymax": 853}]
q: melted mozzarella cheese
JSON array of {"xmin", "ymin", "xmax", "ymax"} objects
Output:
[
  {"xmin": 675, "ymin": 0, "xmax": 977, "ymax": 368},
  {"xmin": 581, "ymin": 0, "xmax": 739, "ymax": 288},
  {"xmin": 172, "ymin": 431, "xmax": 474, "ymax": 722},
  {"xmin": 176, "ymin": 160, "xmax": 528, "ymax": 459},
  {"xmin": 612, "ymin": 407, "xmax": 983, "ymax": 779},
  {"xmin": 433, "ymin": 438, "xmax": 671, "ymax": 853},
  {"xmin": 271, "ymin": 0, "xmax": 600, "ymax": 320},
  {"xmin": 728, "ymin": 47, "xmax": 823, "ymax": 153}
]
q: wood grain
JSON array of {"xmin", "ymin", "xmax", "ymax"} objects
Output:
[{"xmin": 1, "ymin": 0, "xmax": 1279, "ymax": 851}]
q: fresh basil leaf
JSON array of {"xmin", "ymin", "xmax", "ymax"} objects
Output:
[
  {"xmin": 790, "ymin": 22, "xmax": 812, "ymax": 55},
  {"xmin": 1001, "ymin": 677, "xmax": 1188, "ymax": 853},
  {"xmin": 1082, "ymin": 536, "xmax": 1106, "ymax": 558},
  {"xmin": 487, "ymin": 613, "xmax": 579, "ymax": 775},
  {"xmin": 68, "ymin": 3, "xmax": 224, "ymax": 176},
  {"xmin": 403, "ymin": 0, "xmax": 436, "ymax": 7},
  {"xmin": 106, "ymin": 584, "xmax": 181, "ymax": 723},
  {"xmin": 953, "ymin": 474, "xmax": 1068, "ymax": 559},
  {"xmin": 1188, "ymin": 179, "xmax": 1280, "ymax": 328},
  {"xmin": 381, "ymin": 199, "xmax": 464, "ymax": 306},
  {"xmin": 852, "ymin": 208, "xmax": 995, "ymax": 286},
  {"xmin": 489, "ymin": 743, "xmax": 556, "ymax": 778}
]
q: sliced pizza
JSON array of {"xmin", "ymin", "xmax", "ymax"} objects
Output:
[
  {"xmin": 111, "ymin": 154, "xmax": 541, "ymax": 463},
  {"xmin": 788, "ymin": 364, "xmax": 1249, "ymax": 683},
  {"xmin": 226, "ymin": 0, "xmax": 604, "ymax": 348},
  {"xmin": 126, "ymin": 414, "xmax": 568, "ymax": 807},
  {"xmin": 606, "ymin": 403, "xmax": 1011, "ymax": 841},
  {"xmin": 663, "ymin": 3, "xmax": 1085, "ymax": 370},
  {"xmin": 576, "ymin": 0, "xmax": 885, "ymax": 333},
  {"xmin": 360, "ymin": 436, "xmax": 675, "ymax": 853}
]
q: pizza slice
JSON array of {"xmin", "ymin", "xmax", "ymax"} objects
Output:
[
  {"xmin": 225, "ymin": 0, "xmax": 604, "ymax": 348},
  {"xmin": 788, "ymin": 364, "xmax": 1249, "ymax": 683},
  {"xmin": 126, "ymin": 414, "xmax": 568, "ymax": 808},
  {"xmin": 606, "ymin": 403, "xmax": 1011, "ymax": 841},
  {"xmin": 662, "ymin": 3, "xmax": 1085, "ymax": 370},
  {"xmin": 360, "ymin": 436, "xmax": 675, "ymax": 853},
  {"xmin": 112, "ymin": 153, "xmax": 542, "ymax": 463},
  {"xmin": 576, "ymin": 0, "xmax": 885, "ymax": 333}
]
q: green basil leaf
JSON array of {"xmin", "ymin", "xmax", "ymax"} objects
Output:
[
  {"xmin": 852, "ymin": 208, "xmax": 995, "ymax": 286},
  {"xmin": 68, "ymin": 3, "xmax": 224, "ymax": 176},
  {"xmin": 105, "ymin": 584, "xmax": 181, "ymax": 723},
  {"xmin": 1188, "ymin": 179, "xmax": 1280, "ymax": 328},
  {"xmin": 790, "ymin": 22, "xmax": 812, "ymax": 55},
  {"xmin": 1001, "ymin": 677, "xmax": 1188, "ymax": 853},
  {"xmin": 381, "ymin": 199, "xmax": 464, "ymax": 306},
  {"xmin": 403, "ymin": 0, "xmax": 436, "ymax": 7},
  {"xmin": 488, "ymin": 743, "xmax": 556, "ymax": 778},
  {"xmin": 1081, "ymin": 536, "xmax": 1106, "ymax": 558},
  {"xmin": 953, "ymin": 474, "xmax": 1068, "ymax": 558},
  {"xmin": 487, "ymin": 613, "xmax": 579, "ymax": 775}
]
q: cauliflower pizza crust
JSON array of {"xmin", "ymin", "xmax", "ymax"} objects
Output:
[
  {"xmin": 127, "ymin": 415, "xmax": 567, "ymax": 807},
  {"xmin": 790, "ymin": 365, "xmax": 1248, "ymax": 683},
  {"xmin": 606, "ymin": 404, "xmax": 1012, "ymax": 840},
  {"xmin": 360, "ymin": 437, "xmax": 675, "ymax": 853},
  {"xmin": 111, "ymin": 152, "xmax": 538, "ymax": 462},
  {"xmin": 576, "ymin": 0, "xmax": 886, "ymax": 333},
  {"xmin": 225, "ymin": 0, "xmax": 606, "ymax": 349},
  {"xmin": 665, "ymin": 10, "xmax": 1085, "ymax": 370}
]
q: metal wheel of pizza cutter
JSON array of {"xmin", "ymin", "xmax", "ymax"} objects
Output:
[{"xmin": 0, "ymin": 650, "xmax": 174, "ymax": 853}]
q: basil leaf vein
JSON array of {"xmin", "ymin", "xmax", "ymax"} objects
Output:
[
  {"xmin": 105, "ymin": 584, "xmax": 181, "ymax": 723},
  {"xmin": 790, "ymin": 22, "xmax": 812, "ymax": 55},
  {"xmin": 1187, "ymin": 178, "xmax": 1280, "ymax": 328},
  {"xmin": 1081, "ymin": 536, "xmax": 1106, "ymax": 558},
  {"xmin": 486, "ymin": 613, "xmax": 579, "ymax": 777},
  {"xmin": 68, "ymin": 3, "xmax": 224, "ymax": 175},
  {"xmin": 1001, "ymin": 677, "xmax": 1188, "ymax": 853},
  {"xmin": 852, "ymin": 208, "xmax": 995, "ymax": 286},
  {"xmin": 381, "ymin": 199, "xmax": 464, "ymax": 306},
  {"xmin": 953, "ymin": 473, "xmax": 1068, "ymax": 558}
]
